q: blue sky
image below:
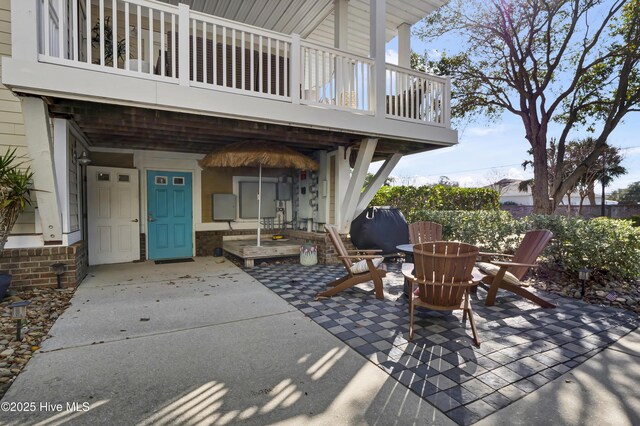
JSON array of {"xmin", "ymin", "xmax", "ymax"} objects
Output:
[{"xmin": 373, "ymin": 30, "xmax": 640, "ymax": 192}]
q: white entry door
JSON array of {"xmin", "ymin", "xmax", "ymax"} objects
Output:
[{"xmin": 87, "ymin": 166, "xmax": 140, "ymax": 265}]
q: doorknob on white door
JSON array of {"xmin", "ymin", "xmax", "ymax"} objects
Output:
[{"xmin": 131, "ymin": 219, "xmax": 139, "ymax": 222}]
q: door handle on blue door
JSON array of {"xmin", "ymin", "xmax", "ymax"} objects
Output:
[{"xmin": 148, "ymin": 213, "xmax": 155, "ymax": 222}]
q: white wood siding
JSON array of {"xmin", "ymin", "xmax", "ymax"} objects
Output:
[{"xmin": 0, "ymin": 0, "xmax": 36, "ymax": 235}]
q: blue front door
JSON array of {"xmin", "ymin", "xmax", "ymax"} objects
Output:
[{"xmin": 147, "ymin": 170, "xmax": 193, "ymax": 260}]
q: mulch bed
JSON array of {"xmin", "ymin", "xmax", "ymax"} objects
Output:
[
  {"xmin": 0, "ymin": 288, "xmax": 75, "ymax": 398},
  {"xmin": 525, "ymin": 265, "xmax": 640, "ymax": 315}
]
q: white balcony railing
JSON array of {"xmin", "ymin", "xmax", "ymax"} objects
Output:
[
  {"xmin": 300, "ymin": 40, "xmax": 374, "ymax": 114},
  {"xmin": 385, "ymin": 64, "xmax": 450, "ymax": 127},
  {"xmin": 35, "ymin": 0, "xmax": 450, "ymax": 127}
]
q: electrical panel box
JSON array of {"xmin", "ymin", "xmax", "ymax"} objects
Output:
[
  {"xmin": 276, "ymin": 182, "xmax": 292, "ymax": 200},
  {"xmin": 239, "ymin": 182, "xmax": 277, "ymax": 218},
  {"xmin": 297, "ymin": 171, "xmax": 313, "ymax": 219},
  {"xmin": 212, "ymin": 194, "xmax": 237, "ymax": 221}
]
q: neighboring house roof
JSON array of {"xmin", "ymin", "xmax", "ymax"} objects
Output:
[{"xmin": 160, "ymin": 0, "xmax": 448, "ymax": 56}]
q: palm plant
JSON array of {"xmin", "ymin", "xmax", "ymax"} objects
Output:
[{"xmin": 0, "ymin": 148, "xmax": 34, "ymax": 251}]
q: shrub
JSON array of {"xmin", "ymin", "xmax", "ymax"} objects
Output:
[
  {"xmin": 527, "ymin": 215, "xmax": 640, "ymax": 279},
  {"xmin": 410, "ymin": 210, "xmax": 640, "ymax": 280},
  {"xmin": 630, "ymin": 215, "xmax": 640, "ymax": 227},
  {"xmin": 414, "ymin": 210, "xmax": 525, "ymax": 252},
  {"xmin": 370, "ymin": 185, "xmax": 499, "ymax": 222}
]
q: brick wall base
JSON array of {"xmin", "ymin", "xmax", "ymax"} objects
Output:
[{"xmin": 0, "ymin": 240, "xmax": 89, "ymax": 290}]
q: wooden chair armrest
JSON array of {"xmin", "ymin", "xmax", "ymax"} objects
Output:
[
  {"xmin": 491, "ymin": 260, "xmax": 539, "ymax": 268},
  {"xmin": 338, "ymin": 254, "xmax": 382, "ymax": 260},
  {"xmin": 347, "ymin": 249, "xmax": 383, "ymax": 253},
  {"xmin": 479, "ymin": 252, "xmax": 514, "ymax": 258},
  {"xmin": 401, "ymin": 263, "xmax": 415, "ymax": 280}
]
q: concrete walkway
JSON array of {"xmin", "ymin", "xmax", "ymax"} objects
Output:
[
  {"xmin": 0, "ymin": 258, "xmax": 454, "ymax": 425},
  {"xmin": 1, "ymin": 258, "xmax": 638, "ymax": 425}
]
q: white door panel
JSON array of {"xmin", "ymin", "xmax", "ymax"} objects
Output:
[{"xmin": 87, "ymin": 166, "xmax": 140, "ymax": 265}]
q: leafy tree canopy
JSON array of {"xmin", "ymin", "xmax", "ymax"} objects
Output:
[{"xmin": 415, "ymin": 0, "xmax": 640, "ymax": 214}]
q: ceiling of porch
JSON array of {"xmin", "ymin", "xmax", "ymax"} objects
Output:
[
  {"xmin": 159, "ymin": 0, "xmax": 448, "ymax": 56},
  {"xmin": 49, "ymin": 99, "xmax": 438, "ymax": 157}
]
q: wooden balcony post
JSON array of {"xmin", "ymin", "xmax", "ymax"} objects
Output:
[
  {"xmin": 11, "ymin": 0, "xmax": 39, "ymax": 62},
  {"xmin": 291, "ymin": 34, "xmax": 301, "ymax": 104},
  {"xmin": 370, "ymin": 0, "xmax": 386, "ymax": 118},
  {"xmin": 397, "ymin": 23, "xmax": 411, "ymax": 68},
  {"xmin": 444, "ymin": 76, "xmax": 452, "ymax": 127},
  {"xmin": 178, "ymin": 3, "xmax": 190, "ymax": 86}
]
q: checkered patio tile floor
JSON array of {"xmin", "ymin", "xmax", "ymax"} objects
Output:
[{"xmin": 246, "ymin": 263, "xmax": 639, "ymax": 425}]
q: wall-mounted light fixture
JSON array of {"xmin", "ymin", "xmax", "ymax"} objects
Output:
[{"xmin": 77, "ymin": 151, "xmax": 91, "ymax": 166}]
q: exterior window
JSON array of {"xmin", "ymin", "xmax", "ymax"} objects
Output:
[
  {"xmin": 97, "ymin": 172, "xmax": 110, "ymax": 181},
  {"xmin": 155, "ymin": 176, "xmax": 168, "ymax": 185},
  {"xmin": 118, "ymin": 174, "xmax": 130, "ymax": 182},
  {"xmin": 173, "ymin": 177, "xmax": 185, "ymax": 185}
]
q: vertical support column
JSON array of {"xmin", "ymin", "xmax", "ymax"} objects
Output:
[
  {"xmin": 333, "ymin": 146, "xmax": 349, "ymax": 230},
  {"xmin": 370, "ymin": 0, "xmax": 386, "ymax": 118},
  {"xmin": 291, "ymin": 34, "xmax": 301, "ymax": 104},
  {"xmin": 21, "ymin": 97, "xmax": 63, "ymax": 244},
  {"xmin": 444, "ymin": 76, "xmax": 452, "ymax": 127},
  {"xmin": 334, "ymin": 0, "xmax": 348, "ymax": 103},
  {"xmin": 334, "ymin": 0, "xmax": 348, "ymax": 50},
  {"xmin": 397, "ymin": 22, "xmax": 411, "ymax": 68},
  {"xmin": 53, "ymin": 119, "xmax": 70, "ymax": 235},
  {"xmin": 11, "ymin": 0, "xmax": 39, "ymax": 61},
  {"xmin": 340, "ymin": 138, "xmax": 377, "ymax": 233},
  {"xmin": 178, "ymin": 3, "xmax": 190, "ymax": 86},
  {"xmin": 316, "ymin": 150, "xmax": 328, "ymax": 224}
]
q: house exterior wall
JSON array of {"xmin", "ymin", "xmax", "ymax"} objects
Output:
[
  {"xmin": 201, "ymin": 166, "xmax": 291, "ymax": 224},
  {"xmin": 0, "ymin": 0, "xmax": 36, "ymax": 236}
]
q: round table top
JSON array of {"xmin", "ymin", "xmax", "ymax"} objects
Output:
[
  {"xmin": 396, "ymin": 244, "xmax": 486, "ymax": 283},
  {"xmin": 396, "ymin": 244, "xmax": 414, "ymax": 253}
]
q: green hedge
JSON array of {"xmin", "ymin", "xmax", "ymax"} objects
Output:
[
  {"xmin": 413, "ymin": 210, "xmax": 640, "ymax": 280},
  {"xmin": 415, "ymin": 210, "xmax": 525, "ymax": 253},
  {"xmin": 370, "ymin": 185, "xmax": 500, "ymax": 222}
]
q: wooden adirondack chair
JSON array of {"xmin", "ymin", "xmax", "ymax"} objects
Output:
[
  {"xmin": 478, "ymin": 229, "xmax": 555, "ymax": 308},
  {"xmin": 408, "ymin": 221, "xmax": 443, "ymax": 244},
  {"xmin": 316, "ymin": 225, "xmax": 387, "ymax": 300},
  {"xmin": 402, "ymin": 241, "xmax": 481, "ymax": 347}
]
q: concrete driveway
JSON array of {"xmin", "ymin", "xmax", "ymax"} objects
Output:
[{"xmin": 0, "ymin": 258, "xmax": 453, "ymax": 425}]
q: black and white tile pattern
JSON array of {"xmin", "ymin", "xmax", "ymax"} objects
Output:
[{"xmin": 246, "ymin": 263, "xmax": 638, "ymax": 425}]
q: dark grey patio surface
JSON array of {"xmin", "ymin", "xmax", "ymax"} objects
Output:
[{"xmin": 246, "ymin": 263, "xmax": 639, "ymax": 425}]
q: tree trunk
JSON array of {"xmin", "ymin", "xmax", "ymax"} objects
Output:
[
  {"xmin": 587, "ymin": 183, "xmax": 596, "ymax": 205},
  {"xmin": 531, "ymin": 144, "xmax": 552, "ymax": 214},
  {"xmin": 578, "ymin": 196, "xmax": 585, "ymax": 215}
]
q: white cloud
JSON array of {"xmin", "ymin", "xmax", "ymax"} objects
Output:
[
  {"xmin": 505, "ymin": 167, "xmax": 526, "ymax": 180},
  {"xmin": 624, "ymin": 146, "xmax": 640, "ymax": 156},
  {"xmin": 464, "ymin": 124, "xmax": 507, "ymax": 137},
  {"xmin": 385, "ymin": 48, "xmax": 398, "ymax": 65}
]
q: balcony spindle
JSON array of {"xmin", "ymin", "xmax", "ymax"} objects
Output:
[
  {"xmin": 137, "ymin": 5, "xmax": 142, "ymax": 72},
  {"xmin": 124, "ymin": 2, "xmax": 129, "ymax": 69},
  {"xmin": 99, "ymin": 0, "xmax": 104, "ymax": 66},
  {"xmin": 202, "ymin": 21, "xmax": 207, "ymax": 83},
  {"xmin": 112, "ymin": 0, "xmax": 117, "ymax": 68}
]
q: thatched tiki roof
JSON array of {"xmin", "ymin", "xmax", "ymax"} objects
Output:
[{"xmin": 199, "ymin": 141, "xmax": 319, "ymax": 171}]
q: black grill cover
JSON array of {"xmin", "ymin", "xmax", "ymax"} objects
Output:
[{"xmin": 350, "ymin": 207, "xmax": 409, "ymax": 254}]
